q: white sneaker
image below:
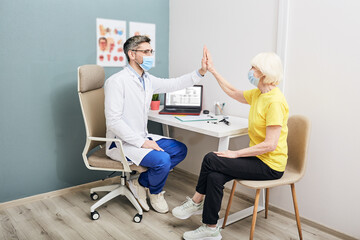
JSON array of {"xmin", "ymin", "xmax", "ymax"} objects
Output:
[
  {"xmin": 148, "ymin": 190, "xmax": 169, "ymax": 213},
  {"xmin": 183, "ymin": 225, "xmax": 222, "ymax": 240},
  {"xmin": 172, "ymin": 196, "xmax": 203, "ymax": 219},
  {"xmin": 127, "ymin": 179, "xmax": 149, "ymax": 211}
]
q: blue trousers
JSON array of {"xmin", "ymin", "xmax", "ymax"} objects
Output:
[{"xmin": 138, "ymin": 138, "xmax": 187, "ymax": 194}]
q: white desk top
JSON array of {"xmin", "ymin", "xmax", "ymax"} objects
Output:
[{"xmin": 148, "ymin": 108, "xmax": 248, "ymax": 138}]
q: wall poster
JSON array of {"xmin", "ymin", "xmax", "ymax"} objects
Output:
[
  {"xmin": 129, "ymin": 22, "xmax": 156, "ymax": 67},
  {"xmin": 96, "ymin": 18, "xmax": 126, "ymax": 67}
]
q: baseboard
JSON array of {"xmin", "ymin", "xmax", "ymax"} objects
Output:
[
  {"xmin": 0, "ymin": 177, "xmax": 120, "ymax": 211},
  {"xmin": 173, "ymin": 167, "xmax": 199, "ymax": 182},
  {"xmin": 267, "ymin": 206, "xmax": 357, "ymax": 240}
]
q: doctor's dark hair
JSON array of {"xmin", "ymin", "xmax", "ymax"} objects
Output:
[{"xmin": 123, "ymin": 35, "xmax": 151, "ymax": 62}]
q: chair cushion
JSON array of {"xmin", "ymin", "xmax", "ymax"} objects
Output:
[
  {"xmin": 88, "ymin": 147, "xmax": 147, "ymax": 173},
  {"xmin": 238, "ymin": 168, "xmax": 301, "ymax": 189}
]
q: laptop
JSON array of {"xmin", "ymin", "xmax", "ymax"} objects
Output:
[{"xmin": 159, "ymin": 85, "xmax": 203, "ymax": 115}]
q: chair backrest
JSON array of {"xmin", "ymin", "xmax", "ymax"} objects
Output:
[
  {"xmin": 286, "ymin": 115, "xmax": 311, "ymax": 179},
  {"xmin": 78, "ymin": 65, "xmax": 106, "ymax": 153}
]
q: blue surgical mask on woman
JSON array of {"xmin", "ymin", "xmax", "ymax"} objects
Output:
[
  {"xmin": 248, "ymin": 70, "xmax": 260, "ymax": 87},
  {"xmin": 139, "ymin": 56, "xmax": 154, "ymax": 71}
]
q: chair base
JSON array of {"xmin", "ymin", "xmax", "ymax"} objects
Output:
[{"xmin": 89, "ymin": 181, "xmax": 143, "ymax": 220}]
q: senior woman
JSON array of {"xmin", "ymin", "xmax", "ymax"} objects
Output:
[{"xmin": 172, "ymin": 49, "xmax": 289, "ymax": 240}]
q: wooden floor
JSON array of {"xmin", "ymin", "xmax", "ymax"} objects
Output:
[{"xmin": 0, "ymin": 169, "xmax": 345, "ymax": 240}]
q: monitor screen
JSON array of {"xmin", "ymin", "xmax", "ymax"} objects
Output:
[{"xmin": 165, "ymin": 86, "xmax": 202, "ymax": 107}]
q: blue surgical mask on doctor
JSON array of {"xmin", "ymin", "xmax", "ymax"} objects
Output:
[
  {"xmin": 139, "ymin": 56, "xmax": 154, "ymax": 71},
  {"xmin": 248, "ymin": 69, "xmax": 260, "ymax": 87}
]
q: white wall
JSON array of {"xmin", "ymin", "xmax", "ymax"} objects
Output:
[
  {"xmin": 170, "ymin": 0, "xmax": 360, "ymax": 238},
  {"xmin": 169, "ymin": 0, "xmax": 279, "ymax": 172},
  {"xmin": 278, "ymin": 0, "xmax": 360, "ymax": 237}
]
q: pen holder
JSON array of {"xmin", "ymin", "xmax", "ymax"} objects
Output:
[{"xmin": 214, "ymin": 102, "xmax": 225, "ymax": 115}]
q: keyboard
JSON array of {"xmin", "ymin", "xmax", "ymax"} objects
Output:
[{"xmin": 159, "ymin": 108, "xmax": 201, "ymax": 115}]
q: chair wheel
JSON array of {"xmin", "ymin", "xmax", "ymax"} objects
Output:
[
  {"xmin": 90, "ymin": 192, "xmax": 99, "ymax": 201},
  {"xmin": 133, "ymin": 213, "xmax": 142, "ymax": 223},
  {"xmin": 91, "ymin": 211, "xmax": 100, "ymax": 220}
]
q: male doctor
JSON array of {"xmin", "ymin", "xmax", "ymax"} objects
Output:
[{"xmin": 104, "ymin": 35, "xmax": 207, "ymax": 213}]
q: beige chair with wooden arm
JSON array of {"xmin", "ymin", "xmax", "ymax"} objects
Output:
[
  {"xmin": 222, "ymin": 115, "xmax": 311, "ymax": 240},
  {"xmin": 78, "ymin": 64, "xmax": 147, "ymax": 223}
]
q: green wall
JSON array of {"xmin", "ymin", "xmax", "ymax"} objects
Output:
[{"xmin": 0, "ymin": 0, "xmax": 168, "ymax": 202}]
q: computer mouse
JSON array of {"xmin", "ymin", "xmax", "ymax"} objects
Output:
[{"xmin": 203, "ymin": 110, "xmax": 209, "ymax": 114}]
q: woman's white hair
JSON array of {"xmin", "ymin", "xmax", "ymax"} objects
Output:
[{"xmin": 251, "ymin": 52, "xmax": 283, "ymax": 85}]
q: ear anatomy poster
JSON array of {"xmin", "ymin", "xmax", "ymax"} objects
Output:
[
  {"xmin": 96, "ymin": 18, "xmax": 126, "ymax": 67},
  {"xmin": 129, "ymin": 22, "xmax": 156, "ymax": 67}
]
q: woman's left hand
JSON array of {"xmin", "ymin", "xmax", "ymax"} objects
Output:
[{"xmin": 214, "ymin": 150, "xmax": 239, "ymax": 158}]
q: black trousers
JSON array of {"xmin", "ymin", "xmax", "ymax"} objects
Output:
[{"xmin": 195, "ymin": 152, "xmax": 284, "ymax": 225}]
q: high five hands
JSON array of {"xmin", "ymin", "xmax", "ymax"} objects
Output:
[
  {"xmin": 199, "ymin": 46, "xmax": 216, "ymax": 76},
  {"xmin": 202, "ymin": 46, "xmax": 239, "ymax": 158}
]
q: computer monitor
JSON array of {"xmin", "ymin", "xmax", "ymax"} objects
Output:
[{"xmin": 165, "ymin": 85, "xmax": 202, "ymax": 107}]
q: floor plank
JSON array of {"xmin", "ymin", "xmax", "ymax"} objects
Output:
[{"xmin": 0, "ymin": 169, "xmax": 348, "ymax": 240}]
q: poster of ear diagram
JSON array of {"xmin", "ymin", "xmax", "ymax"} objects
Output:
[
  {"xmin": 96, "ymin": 18, "xmax": 126, "ymax": 67},
  {"xmin": 129, "ymin": 22, "xmax": 156, "ymax": 67}
]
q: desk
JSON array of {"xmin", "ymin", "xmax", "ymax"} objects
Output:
[
  {"xmin": 148, "ymin": 109, "xmax": 265, "ymax": 227},
  {"xmin": 148, "ymin": 109, "xmax": 248, "ymax": 151}
]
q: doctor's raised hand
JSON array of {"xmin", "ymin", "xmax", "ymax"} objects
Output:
[
  {"xmin": 205, "ymin": 47, "xmax": 216, "ymax": 74},
  {"xmin": 198, "ymin": 46, "xmax": 208, "ymax": 76}
]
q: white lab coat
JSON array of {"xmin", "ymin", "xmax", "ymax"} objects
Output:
[{"xmin": 104, "ymin": 67, "xmax": 203, "ymax": 165}]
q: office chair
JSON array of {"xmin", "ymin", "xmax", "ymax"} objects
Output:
[
  {"xmin": 222, "ymin": 115, "xmax": 311, "ymax": 240},
  {"xmin": 78, "ymin": 64, "xmax": 147, "ymax": 223}
]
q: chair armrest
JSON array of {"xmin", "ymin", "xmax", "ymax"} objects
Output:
[
  {"xmin": 88, "ymin": 136, "xmax": 120, "ymax": 143},
  {"xmin": 87, "ymin": 136, "xmax": 131, "ymax": 172}
]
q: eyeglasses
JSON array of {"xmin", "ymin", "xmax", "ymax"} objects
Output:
[{"xmin": 131, "ymin": 49, "xmax": 155, "ymax": 54}]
